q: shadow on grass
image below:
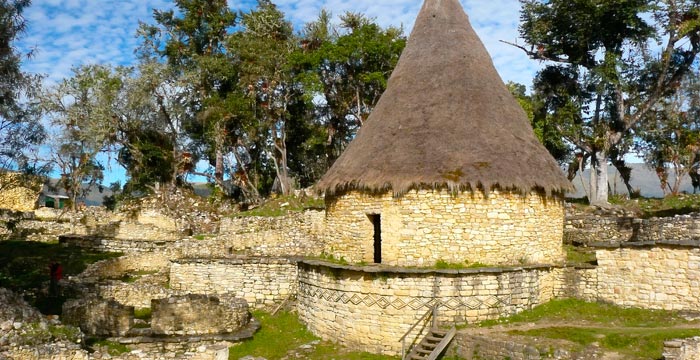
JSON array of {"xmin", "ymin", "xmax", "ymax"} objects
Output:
[{"xmin": 0, "ymin": 240, "xmax": 121, "ymax": 314}]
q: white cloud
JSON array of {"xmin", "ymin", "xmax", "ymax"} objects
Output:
[{"xmin": 18, "ymin": 0, "xmax": 540, "ymax": 87}]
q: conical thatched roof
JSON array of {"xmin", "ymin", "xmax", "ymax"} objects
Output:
[{"xmin": 317, "ymin": 0, "xmax": 572, "ymax": 196}]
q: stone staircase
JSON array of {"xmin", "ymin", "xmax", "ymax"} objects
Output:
[{"xmin": 405, "ymin": 326, "xmax": 456, "ymax": 360}]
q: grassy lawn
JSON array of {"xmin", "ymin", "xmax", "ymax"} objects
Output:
[
  {"xmin": 229, "ymin": 311, "xmax": 399, "ymax": 360},
  {"xmin": 0, "ymin": 240, "xmax": 121, "ymax": 313},
  {"xmin": 478, "ymin": 299, "xmax": 700, "ymax": 359}
]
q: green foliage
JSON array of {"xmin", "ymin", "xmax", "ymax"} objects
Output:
[
  {"xmin": 0, "ymin": 0, "xmax": 46, "ymax": 171},
  {"xmin": 18, "ymin": 323, "xmax": 82, "ymax": 346},
  {"xmin": 507, "ymin": 82, "xmax": 570, "ymax": 164},
  {"xmin": 519, "ymin": 0, "xmax": 700, "ymax": 204},
  {"xmin": 636, "ymin": 69, "xmax": 700, "ymax": 196},
  {"xmin": 292, "ymin": 11, "xmax": 406, "ymax": 165}
]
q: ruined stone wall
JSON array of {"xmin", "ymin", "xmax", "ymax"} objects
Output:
[
  {"xmin": 594, "ymin": 245, "xmax": 700, "ymax": 311},
  {"xmin": 451, "ymin": 333, "xmax": 573, "ymax": 360},
  {"xmin": 296, "ymin": 261, "xmax": 559, "ymax": 355},
  {"xmin": 212, "ymin": 210, "xmax": 326, "ymax": 257},
  {"xmin": 0, "ymin": 173, "xmax": 41, "ymax": 212},
  {"xmin": 151, "ymin": 294, "xmax": 249, "ymax": 336},
  {"xmin": 551, "ymin": 266, "xmax": 598, "ymax": 302},
  {"xmin": 564, "ymin": 211, "xmax": 700, "ymax": 246},
  {"xmin": 169, "ymin": 257, "xmax": 298, "ymax": 308},
  {"xmin": 60, "ymin": 235, "xmax": 177, "ymax": 253},
  {"xmin": 325, "ymin": 189, "xmax": 565, "ymax": 267},
  {"xmin": 664, "ymin": 337, "xmax": 700, "ymax": 360}
]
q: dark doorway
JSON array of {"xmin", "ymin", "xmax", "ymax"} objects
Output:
[{"xmin": 369, "ymin": 214, "xmax": 382, "ymax": 264}]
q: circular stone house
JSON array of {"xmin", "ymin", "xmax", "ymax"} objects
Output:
[{"xmin": 317, "ymin": 0, "xmax": 572, "ymax": 267}]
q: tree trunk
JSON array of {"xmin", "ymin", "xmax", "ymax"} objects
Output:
[{"xmin": 589, "ymin": 150, "xmax": 609, "ymax": 205}]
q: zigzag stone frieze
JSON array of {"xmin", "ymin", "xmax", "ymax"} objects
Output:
[{"xmin": 298, "ymin": 282, "xmax": 509, "ymax": 310}]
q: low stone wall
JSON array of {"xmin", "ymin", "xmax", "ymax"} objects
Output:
[
  {"xmin": 451, "ymin": 333, "xmax": 572, "ymax": 360},
  {"xmin": 214, "ymin": 210, "xmax": 326, "ymax": 257},
  {"xmin": 296, "ymin": 260, "xmax": 559, "ymax": 355},
  {"xmin": 565, "ymin": 211, "xmax": 700, "ymax": 246},
  {"xmin": 59, "ymin": 235, "xmax": 177, "ymax": 253},
  {"xmin": 552, "ymin": 266, "xmax": 598, "ymax": 302},
  {"xmin": 664, "ymin": 337, "xmax": 700, "ymax": 360},
  {"xmin": 79, "ymin": 253, "xmax": 172, "ymax": 281},
  {"xmin": 62, "ymin": 297, "xmax": 134, "ymax": 336},
  {"xmin": 151, "ymin": 294, "xmax": 249, "ymax": 336},
  {"xmin": 594, "ymin": 244, "xmax": 700, "ymax": 311},
  {"xmin": 169, "ymin": 257, "xmax": 298, "ymax": 308},
  {"xmin": 97, "ymin": 280, "xmax": 179, "ymax": 310}
]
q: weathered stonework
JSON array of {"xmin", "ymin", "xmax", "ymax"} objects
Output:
[
  {"xmin": 564, "ymin": 210, "xmax": 700, "ymax": 246},
  {"xmin": 62, "ymin": 297, "xmax": 134, "ymax": 337},
  {"xmin": 214, "ymin": 210, "xmax": 326, "ymax": 257},
  {"xmin": 594, "ymin": 245, "xmax": 700, "ymax": 311},
  {"xmin": 664, "ymin": 337, "xmax": 700, "ymax": 360},
  {"xmin": 150, "ymin": 294, "xmax": 249, "ymax": 336},
  {"xmin": 0, "ymin": 173, "xmax": 42, "ymax": 212},
  {"xmin": 169, "ymin": 257, "xmax": 298, "ymax": 308},
  {"xmin": 296, "ymin": 260, "xmax": 559, "ymax": 355},
  {"xmin": 325, "ymin": 189, "xmax": 565, "ymax": 267}
]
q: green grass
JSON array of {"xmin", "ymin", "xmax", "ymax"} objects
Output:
[
  {"xmin": 435, "ymin": 259, "xmax": 492, "ymax": 270},
  {"xmin": 0, "ymin": 240, "xmax": 122, "ymax": 313},
  {"xmin": 478, "ymin": 299, "xmax": 695, "ymax": 328},
  {"xmin": 87, "ymin": 339, "xmax": 130, "ymax": 356},
  {"xmin": 477, "ymin": 299, "xmax": 700, "ymax": 359},
  {"xmin": 510, "ymin": 327, "xmax": 700, "ymax": 359},
  {"xmin": 235, "ymin": 195, "xmax": 325, "ymax": 217},
  {"xmin": 229, "ymin": 311, "xmax": 398, "ymax": 360},
  {"xmin": 564, "ymin": 245, "xmax": 597, "ymax": 264},
  {"xmin": 134, "ymin": 307, "xmax": 152, "ymax": 320}
]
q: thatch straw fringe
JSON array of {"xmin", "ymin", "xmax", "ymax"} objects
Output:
[{"xmin": 316, "ymin": 0, "xmax": 573, "ymax": 197}]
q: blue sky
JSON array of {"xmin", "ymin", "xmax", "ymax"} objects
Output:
[{"xmin": 17, "ymin": 0, "xmax": 543, "ymax": 184}]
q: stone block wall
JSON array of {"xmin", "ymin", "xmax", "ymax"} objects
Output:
[
  {"xmin": 97, "ymin": 280, "xmax": 180, "ymax": 310},
  {"xmin": 62, "ymin": 297, "xmax": 134, "ymax": 336},
  {"xmin": 325, "ymin": 189, "xmax": 565, "ymax": 267},
  {"xmin": 0, "ymin": 173, "xmax": 41, "ymax": 212},
  {"xmin": 564, "ymin": 211, "xmax": 700, "ymax": 246},
  {"xmin": 59, "ymin": 235, "xmax": 177, "ymax": 253},
  {"xmin": 664, "ymin": 337, "xmax": 700, "ymax": 360},
  {"xmin": 594, "ymin": 245, "xmax": 700, "ymax": 311},
  {"xmin": 214, "ymin": 210, "xmax": 326, "ymax": 257},
  {"xmin": 296, "ymin": 261, "xmax": 559, "ymax": 355},
  {"xmin": 169, "ymin": 257, "xmax": 298, "ymax": 308},
  {"xmin": 151, "ymin": 294, "xmax": 249, "ymax": 336},
  {"xmin": 451, "ymin": 333, "xmax": 572, "ymax": 360}
]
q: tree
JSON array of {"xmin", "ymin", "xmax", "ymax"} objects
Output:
[
  {"xmin": 138, "ymin": 0, "xmax": 240, "ymax": 192},
  {"xmin": 293, "ymin": 11, "xmax": 406, "ymax": 166},
  {"xmin": 507, "ymin": 81, "xmax": 570, "ymax": 164},
  {"xmin": 515, "ymin": 0, "xmax": 700, "ymax": 204},
  {"xmin": 0, "ymin": 0, "xmax": 45, "ymax": 179},
  {"xmin": 636, "ymin": 68, "xmax": 700, "ymax": 196},
  {"xmin": 230, "ymin": 0, "xmax": 306, "ymax": 196},
  {"xmin": 41, "ymin": 65, "xmax": 119, "ymax": 210}
]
